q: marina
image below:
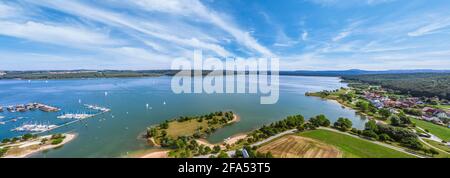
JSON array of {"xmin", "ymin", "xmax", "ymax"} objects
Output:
[
  {"xmin": 12, "ymin": 123, "xmax": 58, "ymax": 132},
  {"xmin": 3, "ymin": 103, "xmax": 60, "ymax": 113},
  {"xmin": 1, "ymin": 102, "xmax": 111, "ymax": 135},
  {"xmin": 57, "ymin": 113, "xmax": 94, "ymax": 120}
]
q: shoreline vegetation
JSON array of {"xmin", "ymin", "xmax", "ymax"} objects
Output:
[
  {"xmin": 305, "ymin": 82, "xmax": 449, "ymax": 158},
  {"xmin": 138, "ymin": 111, "xmax": 239, "ymax": 158},
  {"xmin": 138, "ymin": 111, "xmax": 421, "ymax": 158},
  {"xmin": 0, "ymin": 133, "xmax": 76, "ymax": 158}
]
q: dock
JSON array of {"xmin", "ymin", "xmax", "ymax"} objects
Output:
[{"xmin": 3, "ymin": 103, "xmax": 60, "ymax": 113}]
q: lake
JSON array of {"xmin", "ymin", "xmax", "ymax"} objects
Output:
[{"xmin": 0, "ymin": 75, "xmax": 367, "ymax": 157}]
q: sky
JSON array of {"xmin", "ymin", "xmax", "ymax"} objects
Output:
[{"xmin": 1, "ymin": 0, "xmax": 450, "ymax": 70}]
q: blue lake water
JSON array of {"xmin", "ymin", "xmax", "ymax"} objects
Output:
[{"xmin": 0, "ymin": 76, "xmax": 367, "ymax": 157}]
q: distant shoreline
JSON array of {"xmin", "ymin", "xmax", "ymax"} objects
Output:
[{"xmin": 2, "ymin": 69, "xmax": 448, "ymax": 80}]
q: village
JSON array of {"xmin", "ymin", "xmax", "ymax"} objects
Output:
[{"xmin": 360, "ymin": 86, "xmax": 450, "ymax": 127}]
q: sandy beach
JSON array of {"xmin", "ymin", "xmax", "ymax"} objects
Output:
[
  {"xmin": 138, "ymin": 150, "xmax": 170, "ymax": 158},
  {"xmin": 3, "ymin": 133, "xmax": 77, "ymax": 158},
  {"xmin": 224, "ymin": 133, "xmax": 248, "ymax": 145},
  {"xmin": 228, "ymin": 114, "xmax": 241, "ymax": 124}
]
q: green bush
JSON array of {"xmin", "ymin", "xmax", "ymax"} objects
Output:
[{"xmin": 51, "ymin": 138, "xmax": 64, "ymax": 145}]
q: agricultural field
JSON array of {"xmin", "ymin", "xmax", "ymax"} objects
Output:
[
  {"xmin": 297, "ymin": 129, "xmax": 415, "ymax": 158},
  {"xmin": 257, "ymin": 135, "xmax": 342, "ymax": 158}
]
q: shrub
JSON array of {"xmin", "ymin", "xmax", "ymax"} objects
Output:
[
  {"xmin": 1, "ymin": 138, "xmax": 10, "ymax": 144},
  {"xmin": 362, "ymin": 130, "xmax": 379, "ymax": 140},
  {"xmin": 51, "ymin": 138, "xmax": 64, "ymax": 145}
]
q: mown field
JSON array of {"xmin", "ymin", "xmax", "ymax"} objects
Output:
[
  {"xmin": 297, "ymin": 129, "xmax": 415, "ymax": 158},
  {"xmin": 257, "ymin": 135, "xmax": 342, "ymax": 158},
  {"xmin": 166, "ymin": 119, "xmax": 209, "ymax": 138},
  {"xmin": 411, "ymin": 118, "xmax": 450, "ymax": 142}
]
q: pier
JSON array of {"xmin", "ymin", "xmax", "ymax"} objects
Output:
[{"xmin": 3, "ymin": 103, "xmax": 60, "ymax": 113}]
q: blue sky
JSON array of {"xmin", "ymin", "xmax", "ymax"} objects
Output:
[{"xmin": 1, "ymin": 0, "xmax": 450, "ymax": 70}]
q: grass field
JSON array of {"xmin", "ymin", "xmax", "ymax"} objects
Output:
[
  {"xmin": 298, "ymin": 129, "xmax": 415, "ymax": 158},
  {"xmin": 257, "ymin": 135, "xmax": 342, "ymax": 158},
  {"xmin": 166, "ymin": 119, "xmax": 209, "ymax": 138},
  {"xmin": 423, "ymin": 139, "xmax": 450, "ymax": 153},
  {"xmin": 411, "ymin": 118, "xmax": 450, "ymax": 142}
]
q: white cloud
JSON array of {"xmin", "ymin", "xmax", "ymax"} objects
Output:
[
  {"xmin": 302, "ymin": 31, "xmax": 308, "ymax": 41},
  {"xmin": 0, "ymin": 2, "xmax": 18, "ymax": 18},
  {"xmin": 128, "ymin": 0, "xmax": 274, "ymax": 57},
  {"xmin": 29, "ymin": 0, "xmax": 232, "ymax": 57},
  {"xmin": 408, "ymin": 18, "xmax": 450, "ymax": 37},
  {"xmin": 0, "ymin": 21, "xmax": 119, "ymax": 47}
]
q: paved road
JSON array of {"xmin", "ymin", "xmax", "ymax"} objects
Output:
[{"xmin": 250, "ymin": 129, "xmax": 297, "ymax": 147}]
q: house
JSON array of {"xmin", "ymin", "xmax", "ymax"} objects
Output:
[
  {"xmin": 422, "ymin": 107, "xmax": 437, "ymax": 116},
  {"xmin": 384, "ymin": 100, "xmax": 396, "ymax": 108},
  {"xmin": 370, "ymin": 99, "xmax": 384, "ymax": 109},
  {"xmin": 435, "ymin": 111, "xmax": 449, "ymax": 118}
]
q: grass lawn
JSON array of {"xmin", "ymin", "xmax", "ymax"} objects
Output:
[
  {"xmin": 298, "ymin": 129, "xmax": 415, "ymax": 158},
  {"xmin": 166, "ymin": 119, "xmax": 209, "ymax": 138},
  {"xmin": 423, "ymin": 139, "xmax": 450, "ymax": 153},
  {"xmin": 411, "ymin": 118, "xmax": 450, "ymax": 142}
]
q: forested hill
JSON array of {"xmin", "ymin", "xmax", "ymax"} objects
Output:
[
  {"xmin": 280, "ymin": 69, "xmax": 450, "ymax": 76},
  {"xmin": 342, "ymin": 73, "xmax": 450, "ymax": 99}
]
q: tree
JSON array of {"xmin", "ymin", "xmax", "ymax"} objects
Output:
[
  {"xmin": 204, "ymin": 146, "xmax": 212, "ymax": 154},
  {"xmin": 297, "ymin": 124, "xmax": 306, "ymax": 132},
  {"xmin": 234, "ymin": 149, "xmax": 243, "ymax": 158},
  {"xmin": 309, "ymin": 115, "xmax": 331, "ymax": 127},
  {"xmin": 22, "ymin": 133, "xmax": 34, "ymax": 141},
  {"xmin": 217, "ymin": 151, "xmax": 229, "ymax": 158},
  {"xmin": 265, "ymin": 152, "xmax": 274, "ymax": 158},
  {"xmin": 429, "ymin": 148, "xmax": 439, "ymax": 157},
  {"xmin": 0, "ymin": 148, "xmax": 8, "ymax": 157},
  {"xmin": 334, "ymin": 118, "xmax": 353, "ymax": 131},
  {"xmin": 398, "ymin": 113, "xmax": 412, "ymax": 126},
  {"xmin": 379, "ymin": 108, "xmax": 391, "ymax": 119},
  {"xmin": 364, "ymin": 120, "xmax": 378, "ymax": 132},
  {"xmin": 390, "ymin": 115, "xmax": 401, "ymax": 126},
  {"xmin": 400, "ymin": 137, "xmax": 423, "ymax": 150},
  {"xmin": 213, "ymin": 145, "xmax": 221, "ymax": 154},
  {"xmin": 362, "ymin": 130, "xmax": 379, "ymax": 140},
  {"xmin": 146, "ymin": 128, "xmax": 158, "ymax": 138},
  {"xmin": 1, "ymin": 138, "xmax": 10, "ymax": 144},
  {"xmin": 11, "ymin": 137, "xmax": 19, "ymax": 143},
  {"xmin": 41, "ymin": 138, "xmax": 48, "ymax": 144},
  {"xmin": 160, "ymin": 121, "xmax": 169, "ymax": 129},
  {"xmin": 378, "ymin": 134, "xmax": 391, "ymax": 142},
  {"xmin": 356, "ymin": 101, "xmax": 369, "ymax": 112}
]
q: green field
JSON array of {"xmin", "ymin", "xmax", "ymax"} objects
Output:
[
  {"xmin": 166, "ymin": 119, "xmax": 209, "ymax": 138},
  {"xmin": 411, "ymin": 118, "xmax": 450, "ymax": 142},
  {"xmin": 423, "ymin": 139, "xmax": 450, "ymax": 153},
  {"xmin": 298, "ymin": 129, "xmax": 416, "ymax": 158}
]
